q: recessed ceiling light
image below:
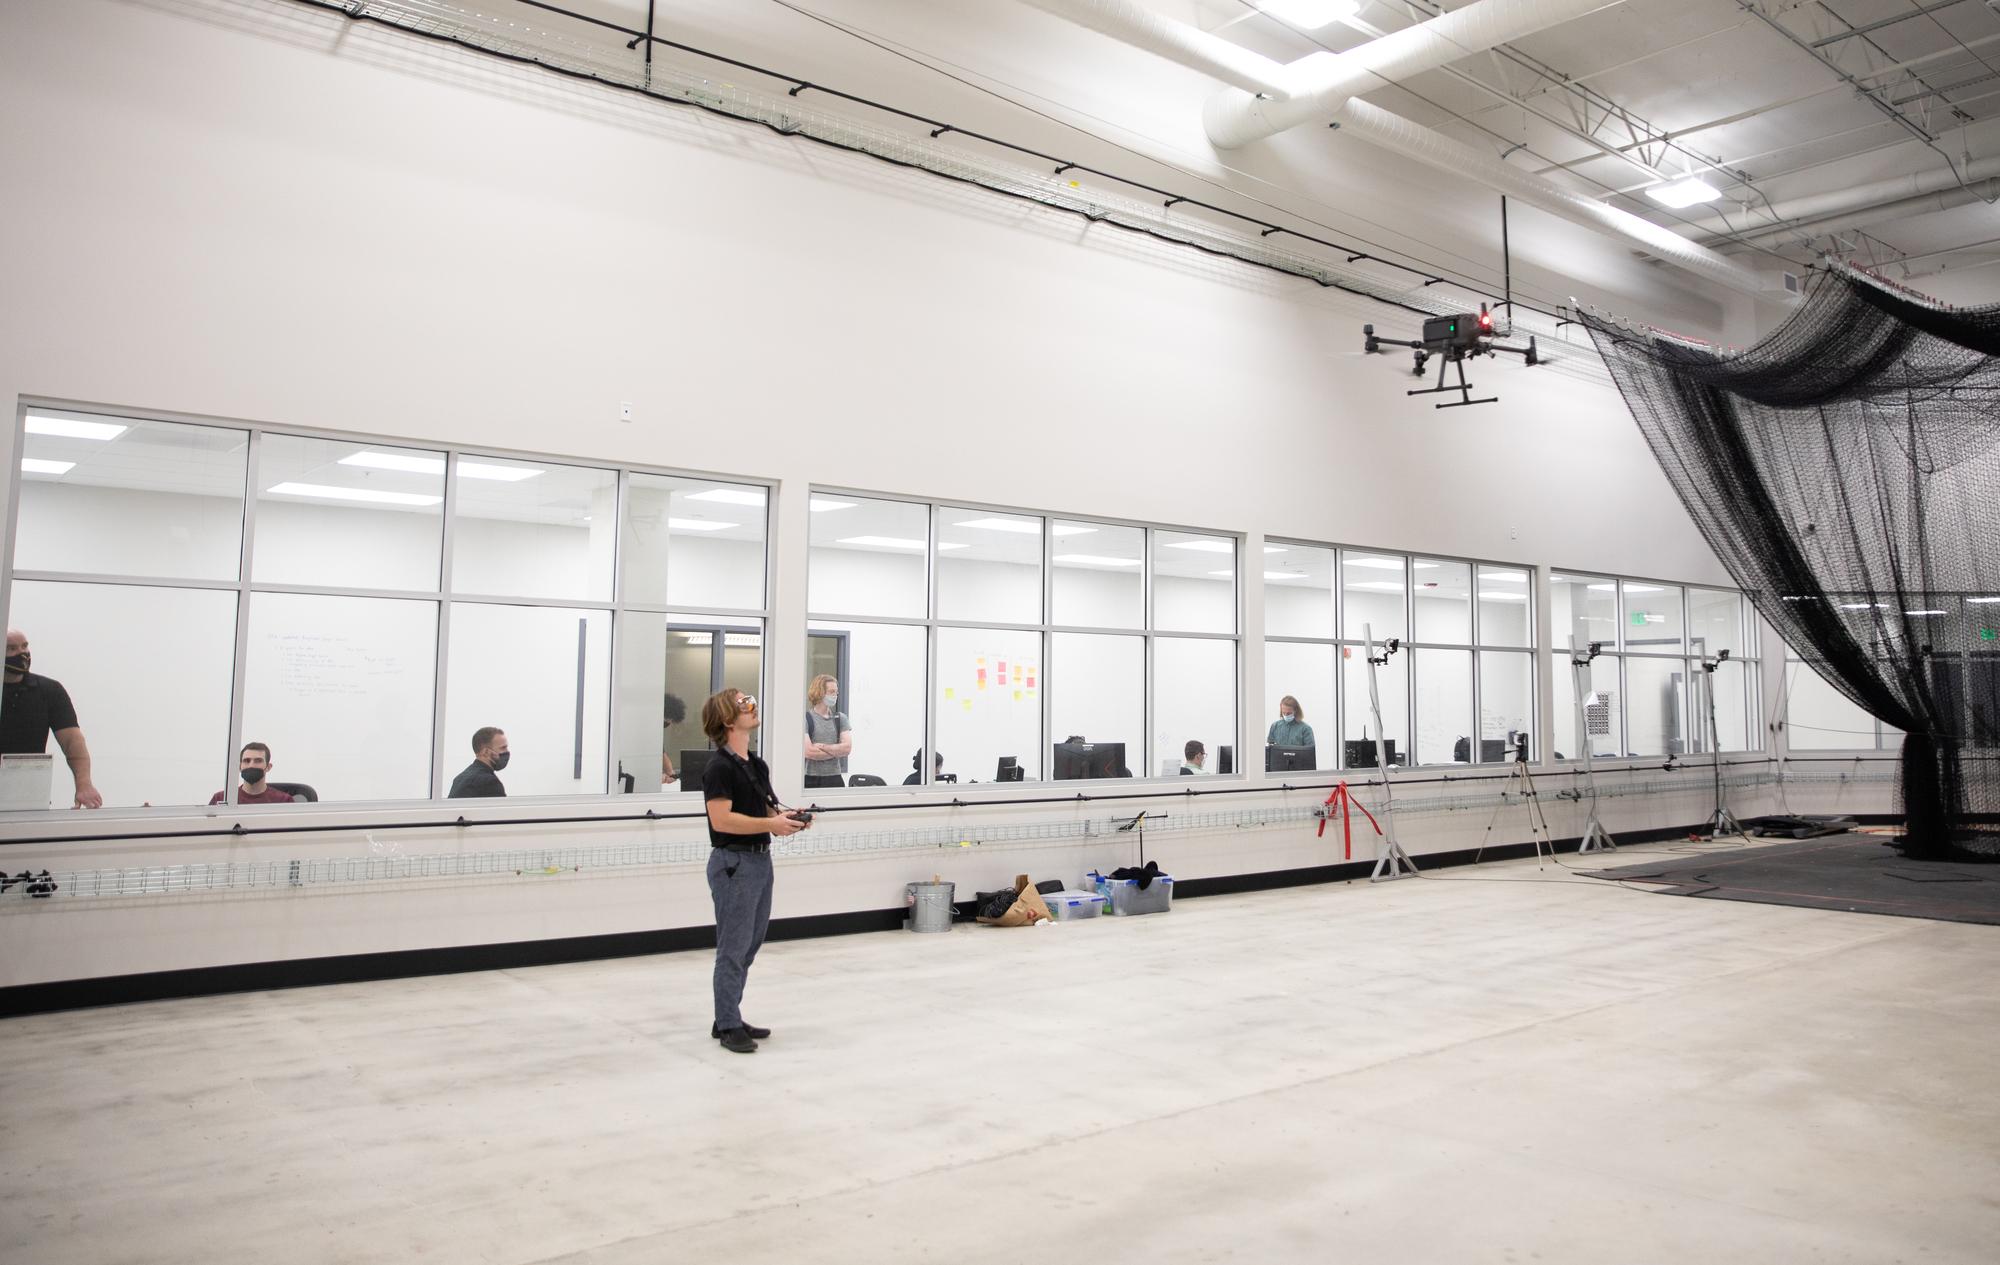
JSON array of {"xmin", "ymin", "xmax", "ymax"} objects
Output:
[
  {"xmin": 1054, "ymin": 554, "xmax": 1141, "ymax": 567},
  {"xmin": 954, "ymin": 517, "xmax": 1039, "ymax": 534},
  {"xmin": 1252, "ymin": 0, "xmax": 1359, "ymax": 30},
  {"xmin": 1166, "ymin": 539, "xmax": 1234, "ymax": 554},
  {"xmin": 1344, "ymin": 557, "xmax": 1404, "ymax": 571},
  {"xmin": 1347, "ymin": 580, "xmax": 1406, "ymax": 591},
  {"xmin": 1624, "ymin": 584, "xmax": 1665, "ymax": 594},
  {"xmin": 838, "ymin": 535, "xmax": 927, "ymax": 551},
  {"xmin": 1905, "ymin": 610, "xmax": 1947, "ymax": 616},
  {"xmin": 1647, "ymin": 176, "xmax": 1722, "ymax": 209},
  {"xmin": 1264, "ymin": 546, "xmax": 1287, "ymax": 554},
  {"xmin": 1052, "ymin": 524, "xmax": 1096, "ymax": 537},
  {"xmin": 1478, "ymin": 591, "xmax": 1528, "ymax": 602},
  {"xmin": 667, "ymin": 518, "xmax": 731, "ymax": 531},
  {"xmin": 809, "ymin": 497, "xmax": 856, "ymax": 512},
  {"xmin": 1264, "ymin": 571, "xmax": 1303, "ymax": 581},
  {"xmin": 265, "ymin": 482, "xmax": 442, "ymax": 506},
  {"xmin": 686, "ymin": 488, "xmax": 766, "ymax": 507},
  {"xmin": 20, "ymin": 458, "xmax": 75, "ymax": 475},
  {"xmin": 1484, "ymin": 570, "xmax": 1529, "ymax": 582},
  {"xmin": 1207, "ymin": 570, "xmax": 1235, "ymax": 578},
  {"xmin": 1968, "ymin": 597, "xmax": 2000, "ymax": 604},
  {"xmin": 1587, "ymin": 583, "xmax": 1617, "ymax": 592},
  {"xmin": 25, "ymin": 415, "xmax": 126, "ymax": 441},
  {"xmin": 337, "ymin": 451, "xmax": 541, "ymax": 482}
]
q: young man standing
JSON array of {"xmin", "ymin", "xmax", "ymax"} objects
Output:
[
  {"xmin": 701, "ymin": 688, "xmax": 809, "ymax": 1054},
  {"xmin": 210, "ymin": 742, "xmax": 293, "ymax": 805}
]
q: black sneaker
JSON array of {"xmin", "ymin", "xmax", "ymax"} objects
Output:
[
  {"xmin": 716, "ymin": 1026, "xmax": 757, "ymax": 1054},
  {"xmin": 713, "ymin": 1021, "xmax": 772, "ymax": 1040}
]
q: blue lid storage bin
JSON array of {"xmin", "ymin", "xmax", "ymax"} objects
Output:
[
  {"xmin": 1089, "ymin": 871, "xmax": 1174, "ymax": 916},
  {"xmin": 1044, "ymin": 890, "xmax": 1107, "ymax": 920}
]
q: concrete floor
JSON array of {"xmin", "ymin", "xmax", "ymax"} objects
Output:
[{"xmin": 4, "ymin": 843, "xmax": 1998, "ymax": 1264}]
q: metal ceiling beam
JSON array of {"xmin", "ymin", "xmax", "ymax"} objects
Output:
[
  {"xmin": 1810, "ymin": 0, "xmax": 1972, "ymax": 48},
  {"xmin": 1739, "ymin": 1, "xmax": 1940, "ymax": 145}
]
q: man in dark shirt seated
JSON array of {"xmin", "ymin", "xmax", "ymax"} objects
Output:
[
  {"xmin": 2, "ymin": 627, "xmax": 102, "ymax": 808},
  {"xmin": 210, "ymin": 742, "xmax": 293, "ymax": 806},
  {"xmin": 449, "ymin": 726, "xmax": 509, "ymax": 797}
]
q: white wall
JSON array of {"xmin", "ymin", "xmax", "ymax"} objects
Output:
[{"xmin": 0, "ymin": 0, "xmax": 1882, "ymax": 986}]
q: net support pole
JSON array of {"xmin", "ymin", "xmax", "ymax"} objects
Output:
[
  {"xmin": 1570, "ymin": 636, "xmax": 1618, "ymax": 854},
  {"xmin": 1364, "ymin": 623, "xmax": 1419, "ymax": 881},
  {"xmin": 1702, "ymin": 657, "xmax": 1746, "ymax": 839}
]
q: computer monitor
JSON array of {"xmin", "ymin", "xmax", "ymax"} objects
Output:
[
  {"xmin": 679, "ymin": 749, "xmax": 715, "ymax": 786},
  {"xmin": 995, "ymin": 756, "xmax": 1025, "ymax": 782},
  {"xmin": 1053, "ymin": 740, "xmax": 1126, "ymax": 781},
  {"xmin": 1345, "ymin": 739, "xmax": 1398, "ymax": 768},
  {"xmin": 1265, "ymin": 744, "xmax": 1315, "ymax": 773},
  {"xmin": 1218, "ymin": 744, "xmax": 1234, "ymax": 775},
  {"xmin": 1479, "ymin": 738, "xmax": 1508, "ymax": 762}
]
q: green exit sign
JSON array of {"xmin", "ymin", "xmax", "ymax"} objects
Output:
[
  {"xmin": 1983, "ymin": 628, "xmax": 1998, "ymax": 641},
  {"xmin": 1631, "ymin": 612, "xmax": 1648, "ymax": 626}
]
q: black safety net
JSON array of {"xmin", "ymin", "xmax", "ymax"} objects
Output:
[{"xmin": 1583, "ymin": 263, "xmax": 2000, "ymax": 859}]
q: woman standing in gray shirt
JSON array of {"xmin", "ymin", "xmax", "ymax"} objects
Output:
[{"xmin": 803, "ymin": 674, "xmax": 852, "ymax": 789}]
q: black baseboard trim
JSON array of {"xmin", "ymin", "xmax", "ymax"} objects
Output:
[{"xmin": 0, "ymin": 819, "xmax": 1852, "ymax": 1019}]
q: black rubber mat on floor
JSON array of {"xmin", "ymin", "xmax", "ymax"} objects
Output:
[{"xmin": 1593, "ymin": 834, "xmax": 2000, "ymax": 926}]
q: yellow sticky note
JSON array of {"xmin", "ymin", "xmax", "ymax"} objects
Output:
[
  {"xmin": 944, "ymin": 687, "xmax": 955, "ymax": 699},
  {"xmin": 1013, "ymin": 690, "xmax": 1023, "ymax": 701},
  {"xmin": 962, "ymin": 698, "xmax": 972, "ymax": 711}
]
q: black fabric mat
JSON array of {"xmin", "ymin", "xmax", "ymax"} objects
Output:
[{"xmin": 1593, "ymin": 834, "xmax": 2000, "ymax": 926}]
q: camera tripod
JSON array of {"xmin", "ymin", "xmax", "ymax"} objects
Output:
[{"xmin": 1474, "ymin": 745, "xmax": 1557, "ymax": 868}]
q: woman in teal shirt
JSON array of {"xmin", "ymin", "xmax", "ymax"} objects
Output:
[{"xmin": 1267, "ymin": 695, "xmax": 1314, "ymax": 748}]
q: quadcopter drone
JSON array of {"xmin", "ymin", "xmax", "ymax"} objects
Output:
[{"xmin": 1363, "ymin": 304, "xmax": 1540, "ymax": 409}]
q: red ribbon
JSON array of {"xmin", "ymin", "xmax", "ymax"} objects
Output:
[{"xmin": 1316, "ymin": 781, "xmax": 1382, "ymax": 861}]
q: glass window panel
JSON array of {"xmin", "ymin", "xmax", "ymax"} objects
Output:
[
  {"xmin": 808, "ymin": 495, "xmax": 929, "ymax": 620},
  {"xmin": 14, "ymin": 411, "xmax": 245, "ymax": 582},
  {"xmin": 1263, "ymin": 641, "xmax": 1335, "ymax": 771},
  {"xmin": 937, "ymin": 507, "xmax": 1042, "ymax": 625},
  {"xmin": 1550, "ymin": 573, "xmax": 1618, "ymax": 653},
  {"xmin": 1153, "ymin": 531, "xmax": 1236, "ymax": 634},
  {"xmin": 1552, "ymin": 651, "xmax": 1622, "ymax": 761},
  {"xmin": 2, "ymin": 580, "xmax": 235, "ymax": 809},
  {"xmin": 1692, "ymin": 658, "xmax": 1752, "ymax": 754},
  {"xmin": 1623, "ymin": 656, "xmax": 1689, "ymax": 758},
  {"xmin": 1412, "ymin": 559, "xmax": 1472, "ymax": 645},
  {"xmin": 1413, "ymin": 647, "xmax": 1473, "ymax": 766},
  {"xmin": 444, "ymin": 603, "xmax": 610, "ymax": 796},
  {"xmin": 1154, "ymin": 637, "xmax": 1236, "ymax": 777},
  {"xmin": 1264, "ymin": 544, "xmax": 1336, "ymax": 639},
  {"xmin": 1341, "ymin": 642, "xmax": 1408, "ymax": 766},
  {"xmin": 1623, "ymin": 581, "xmax": 1686, "ymax": 654},
  {"xmin": 242, "ymin": 593, "xmax": 437, "ymax": 802},
  {"xmin": 450, "ymin": 459, "xmax": 616, "ymax": 602},
  {"xmin": 1476, "ymin": 565, "xmax": 1533, "ymax": 647},
  {"xmin": 1051, "ymin": 521, "xmax": 1144, "ymax": 629},
  {"xmin": 1051, "ymin": 633, "xmax": 1144, "ymax": 778},
  {"xmin": 1687, "ymin": 588, "xmax": 1745, "ymax": 659},
  {"xmin": 625, "ymin": 617, "xmax": 766, "ymax": 789},
  {"xmin": 1479, "ymin": 651, "xmax": 1536, "ymax": 763},
  {"xmin": 1341, "ymin": 551, "xmax": 1408, "ymax": 642},
  {"xmin": 622, "ymin": 474, "xmax": 767, "ymax": 610},
  {"xmin": 254, "ymin": 435, "xmax": 443, "ymax": 591},
  {"xmin": 936, "ymin": 627, "xmax": 1041, "ymax": 783},
  {"xmin": 1783, "ymin": 660, "xmax": 1879, "ymax": 750},
  {"xmin": 806, "ymin": 621, "xmax": 927, "ymax": 789}
]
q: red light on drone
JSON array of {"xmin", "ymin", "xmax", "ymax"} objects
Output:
[{"xmin": 1479, "ymin": 310, "xmax": 1493, "ymax": 331}]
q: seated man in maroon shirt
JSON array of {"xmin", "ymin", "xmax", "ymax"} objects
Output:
[{"xmin": 210, "ymin": 742, "xmax": 293, "ymax": 806}]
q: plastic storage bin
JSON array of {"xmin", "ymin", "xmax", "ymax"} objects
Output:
[
  {"xmin": 1043, "ymin": 890, "xmax": 1107, "ymax": 921},
  {"xmin": 1090, "ymin": 871, "xmax": 1174, "ymax": 916}
]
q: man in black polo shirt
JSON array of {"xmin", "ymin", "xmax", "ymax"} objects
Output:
[
  {"xmin": 700, "ymin": 687, "xmax": 809, "ymax": 1054},
  {"xmin": 2, "ymin": 629, "xmax": 101, "ymax": 809},
  {"xmin": 448, "ymin": 726, "xmax": 509, "ymax": 798}
]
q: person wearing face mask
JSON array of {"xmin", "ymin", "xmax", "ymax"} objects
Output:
[
  {"xmin": 802, "ymin": 674, "xmax": 852, "ymax": 790},
  {"xmin": 448, "ymin": 726, "xmax": 509, "ymax": 797},
  {"xmin": 210, "ymin": 742, "xmax": 293, "ymax": 805},
  {"xmin": 1266, "ymin": 695, "xmax": 1314, "ymax": 749},
  {"xmin": 1, "ymin": 628, "xmax": 102, "ymax": 809},
  {"xmin": 702, "ymin": 688, "xmax": 810, "ymax": 1054}
]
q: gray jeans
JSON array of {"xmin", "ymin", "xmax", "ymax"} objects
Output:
[{"xmin": 707, "ymin": 847, "xmax": 774, "ymax": 1030}]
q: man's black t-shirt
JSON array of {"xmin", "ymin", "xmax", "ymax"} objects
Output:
[
  {"xmin": 0, "ymin": 673, "xmax": 80, "ymax": 755},
  {"xmin": 448, "ymin": 760, "xmax": 506, "ymax": 798},
  {"xmin": 702, "ymin": 747, "xmax": 777, "ymax": 847}
]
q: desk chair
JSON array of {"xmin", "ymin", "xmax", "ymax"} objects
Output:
[
  {"xmin": 271, "ymin": 782, "xmax": 318, "ymax": 802},
  {"xmin": 848, "ymin": 773, "xmax": 887, "ymax": 787}
]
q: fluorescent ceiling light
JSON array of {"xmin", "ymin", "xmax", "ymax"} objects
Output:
[
  {"xmin": 1905, "ymin": 610, "xmax": 1947, "ymax": 616},
  {"xmin": 25, "ymin": 415, "xmax": 126, "ymax": 441},
  {"xmin": 1968, "ymin": 597, "xmax": 2000, "ymax": 604},
  {"xmin": 338, "ymin": 451, "xmax": 541, "ymax": 482},
  {"xmin": 1207, "ymin": 570, "xmax": 1234, "ymax": 578},
  {"xmin": 1587, "ymin": 583, "xmax": 1617, "ymax": 592},
  {"xmin": 1055, "ymin": 554, "xmax": 1141, "ymax": 567},
  {"xmin": 686, "ymin": 488, "xmax": 766, "ymax": 507},
  {"xmin": 1263, "ymin": 546, "xmax": 1287, "ymax": 555},
  {"xmin": 20, "ymin": 458, "xmax": 75, "ymax": 475},
  {"xmin": 667, "ymin": 517, "xmax": 730, "ymax": 531},
  {"xmin": 1166, "ymin": 539, "xmax": 1233, "ymax": 554},
  {"xmin": 266, "ymin": 482, "xmax": 442, "ymax": 506},
  {"xmin": 1052, "ymin": 524, "xmax": 1095, "ymax": 538},
  {"xmin": 1478, "ymin": 591, "xmax": 1528, "ymax": 601},
  {"xmin": 809, "ymin": 497, "xmax": 855, "ymax": 512},
  {"xmin": 1264, "ymin": 571, "xmax": 1304, "ymax": 581},
  {"xmin": 1344, "ymin": 557, "xmax": 1403, "ymax": 571},
  {"xmin": 1484, "ymin": 570, "xmax": 1528, "ymax": 582},
  {"xmin": 954, "ymin": 517, "xmax": 1039, "ymax": 534},
  {"xmin": 1839, "ymin": 602, "xmax": 1884, "ymax": 610},
  {"xmin": 838, "ymin": 535, "xmax": 961, "ymax": 551},
  {"xmin": 1623, "ymin": 584, "xmax": 1665, "ymax": 594},
  {"xmin": 1347, "ymin": 580, "xmax": 1406, "ymax": 592},
  {"xmin": 1252, "ymin": 0, "xmax": 1359, "ymax": 30},
  {"xmin": 1647, "ymin": 176, "xmax": 1722, "ymax": 209},
  {"xmin": 683, "ymin": 632, "xmax": 712, "ymax": 646}
]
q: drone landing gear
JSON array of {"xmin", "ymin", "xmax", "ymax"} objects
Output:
[{"xmin": 1410, "ymin": 353, "xmax": 1495, "ymax": 409}]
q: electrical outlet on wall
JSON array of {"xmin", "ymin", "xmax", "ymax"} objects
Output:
[
  {"xmin": 1509, "ymin": 524, "xmax": 1518, "ymax": 540},
  {"xmin": 619, "ymin": 401, "xmax": 634, "ymax": 422}
]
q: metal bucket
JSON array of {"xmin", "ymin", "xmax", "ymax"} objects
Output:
[{"xmin": 905, "ymin": 880, "xmax": 955, "ymax": 933}]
